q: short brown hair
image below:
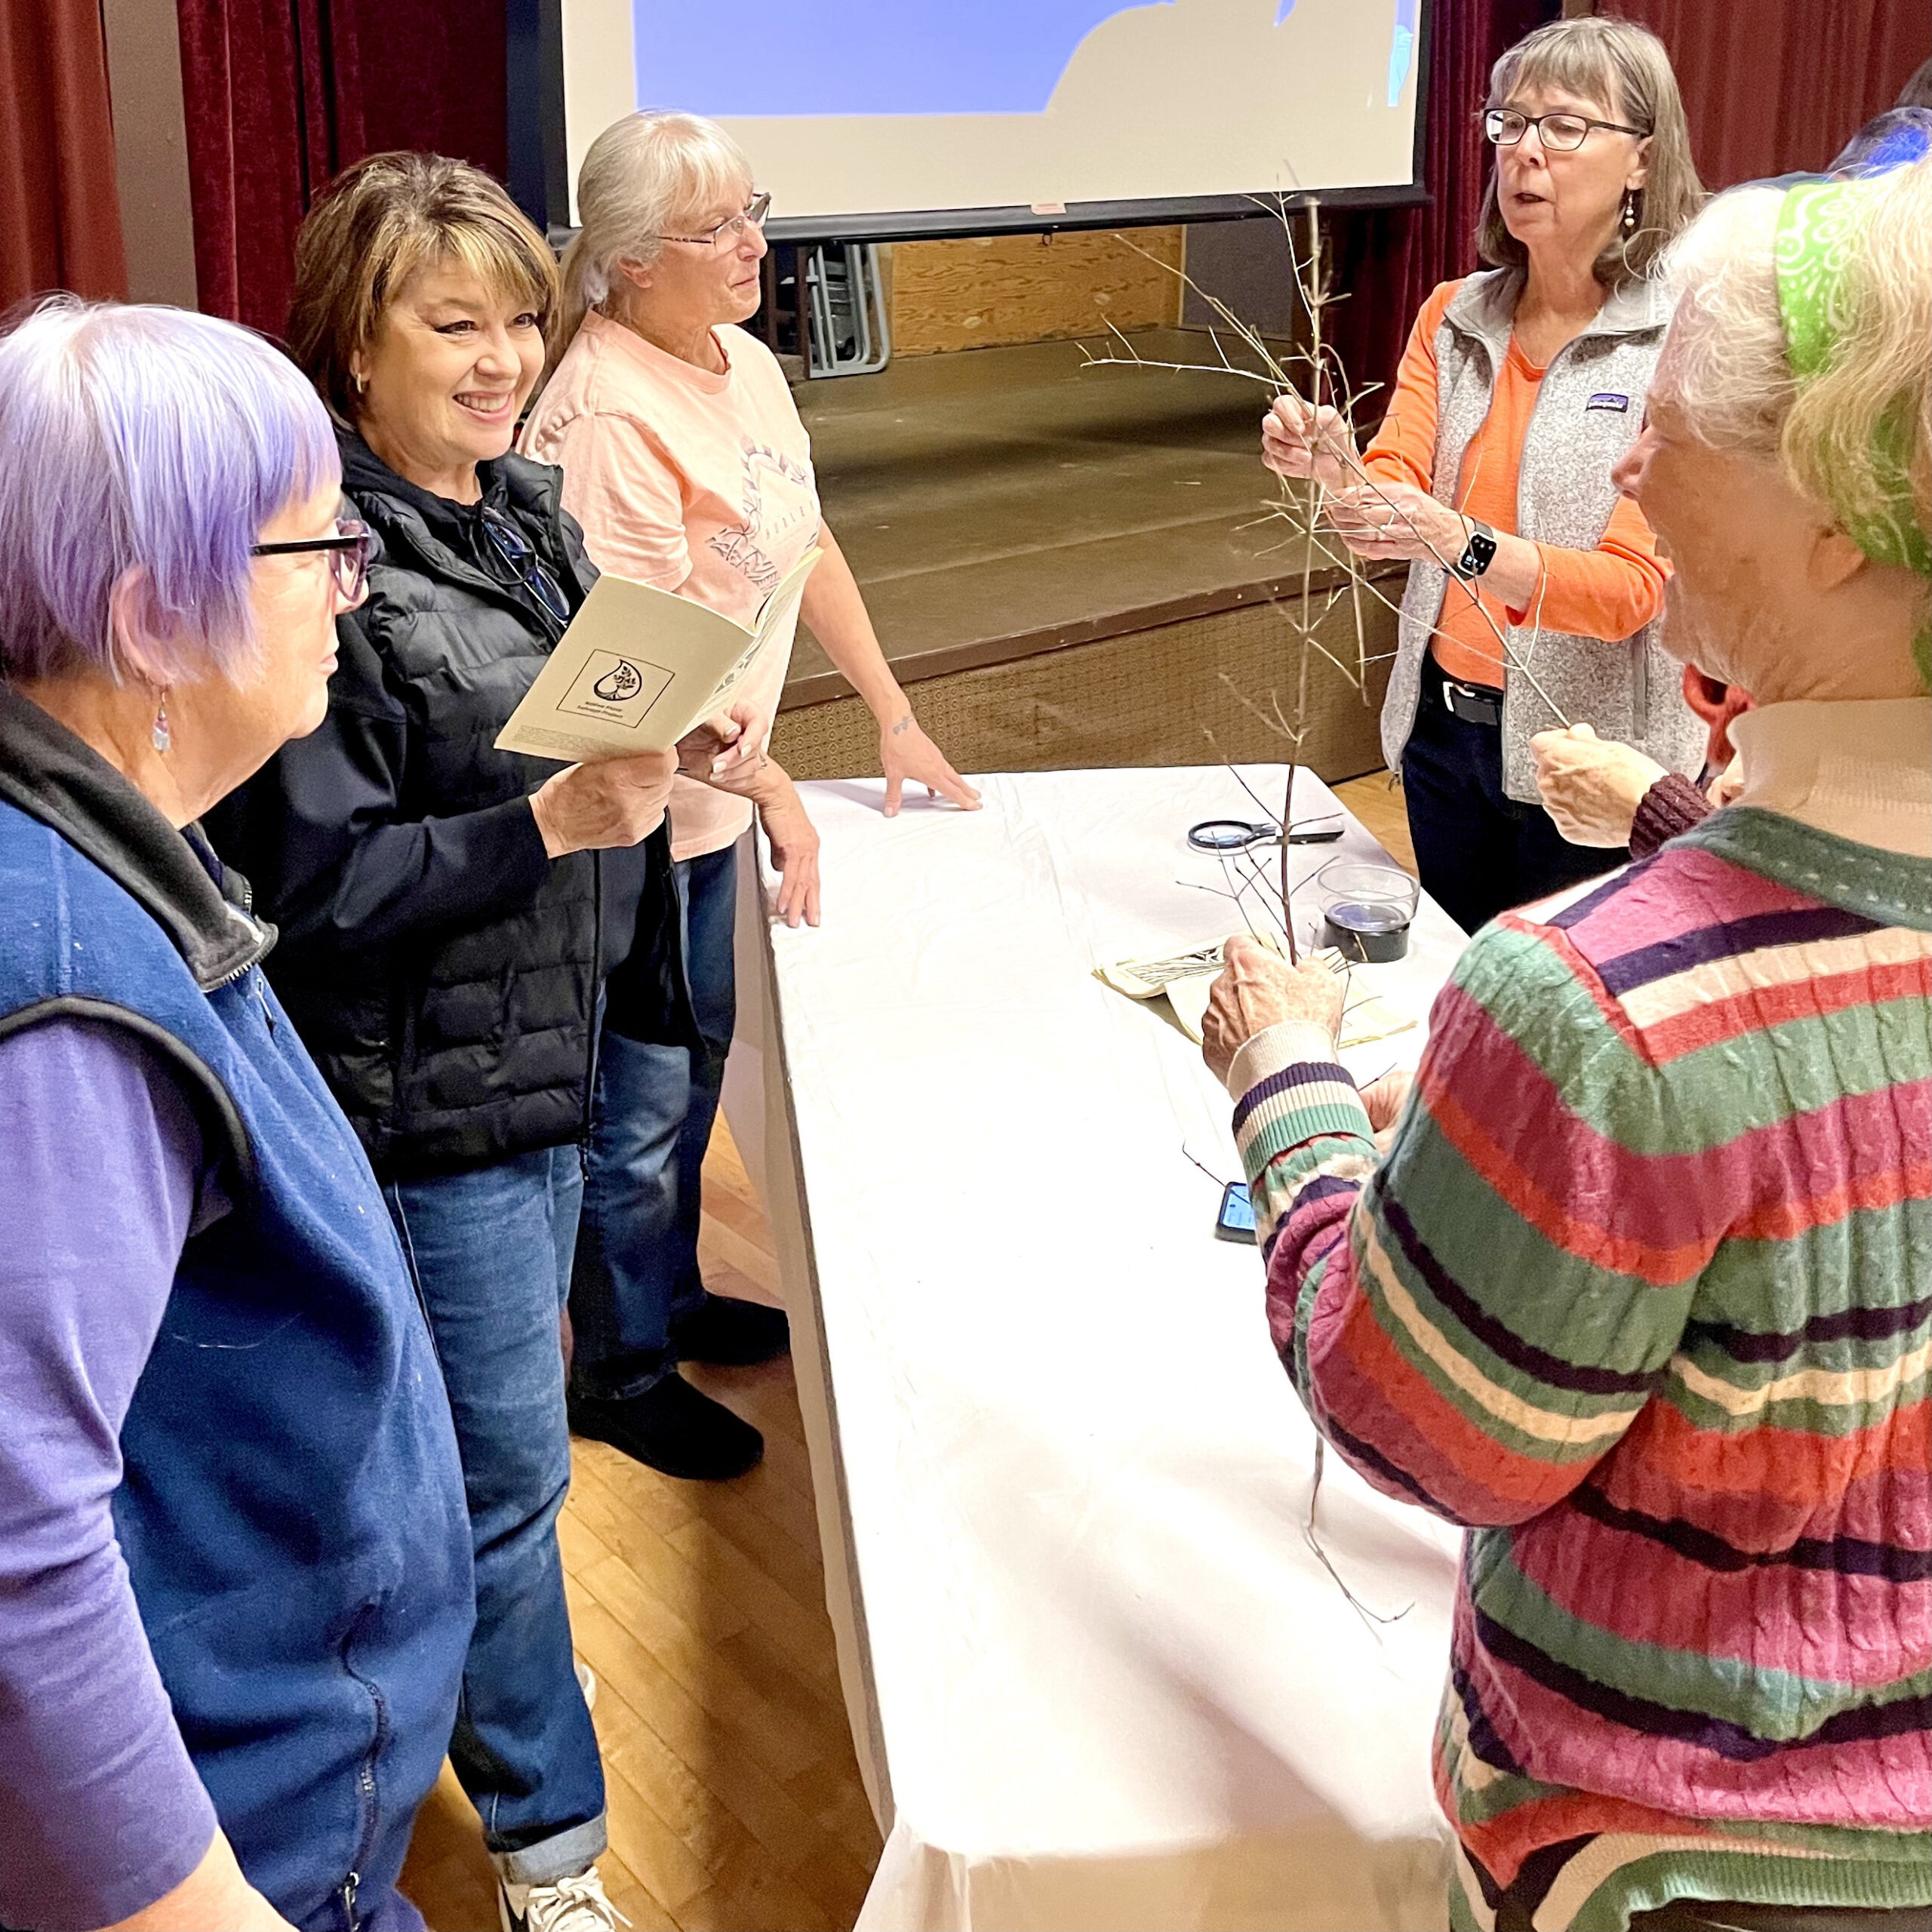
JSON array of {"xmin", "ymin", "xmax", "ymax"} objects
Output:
[
  {"xmin": 1475, "ymin": 17, "xmax": 1704, "ymax": 290},
  {"xmin": 288, "ymin": 152, "xmax": 560, "ymax": 424}
]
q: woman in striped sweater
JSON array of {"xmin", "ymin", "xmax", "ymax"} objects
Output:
[{"xmin": 1206, "ymin": 160, "xmax": 1931, "ymax": 1932}]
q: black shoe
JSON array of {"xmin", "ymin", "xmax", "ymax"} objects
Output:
[
  {"xmin": 672, "ymin": 1291, "xmax": 790, "ymax": 1367},
  {"xmin": 568, "ymin": 1374, "xmax": 763, "ymax": 1481}
]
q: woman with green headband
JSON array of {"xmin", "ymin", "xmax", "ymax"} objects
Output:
[
  {"xmin": 1202, "ymin": 158, "xmax": 1930, "ymax": 1931},
  {"xmin": 1536, "ymin": 161, "xmax": 1932, "ymax": 850}
]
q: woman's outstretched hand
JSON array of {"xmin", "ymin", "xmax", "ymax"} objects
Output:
[
  {"xmin": 880, "ymin": 710, "xmax": 980, "ymax": 817},
  {"xmin": 761, "ymin": 779, "xmax": 823, "ymax": 928}
]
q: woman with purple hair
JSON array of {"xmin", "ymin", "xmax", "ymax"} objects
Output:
[{"xmin": 0, "ymin": 300, "xmax": 473, "ymax": 1930}]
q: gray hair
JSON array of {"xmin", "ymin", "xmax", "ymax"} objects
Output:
[
  {"xmin": 555, "ymin": 111, "xmax": 753, "ymax": 351},
  {"xmin": 1654, "ymin": 162, "xmax": 1931, "ymax": 549},
  {"xmin": 1476, "ymin": 15, "xmax": 1704, "ymax": 290}
]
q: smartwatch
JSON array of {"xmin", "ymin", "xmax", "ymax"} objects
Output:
[{"xmin": 1450, "ymin": 518, "xmax": 1498, "ymax": 582}]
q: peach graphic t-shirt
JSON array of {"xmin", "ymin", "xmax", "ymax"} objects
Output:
[{"xmin": 522, "ymin": 312, "xmax": 821, "ymax": 860}]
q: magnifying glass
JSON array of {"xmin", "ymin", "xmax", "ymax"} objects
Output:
[{"xmin": 1186, "ymin": 816, "xmax": 1345, "ymax": 853}]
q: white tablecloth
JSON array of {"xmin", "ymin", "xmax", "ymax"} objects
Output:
[{"xmin": 720, "ymin": 766, "xmax": 1472, "ymax": 1932}]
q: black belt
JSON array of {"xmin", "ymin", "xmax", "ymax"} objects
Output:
[{"xmin": 1439, "ymin": 675, "xmax": 1504, "ymax": 728}]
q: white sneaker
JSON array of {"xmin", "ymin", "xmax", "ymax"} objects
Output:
[
  {"xmin": 574, "ymin": 1658, "xmax": 597, "ymax": 1712},
  {"xmin": 498, "ymin": 1867, "xmax": 629, "ymax": 1932}
]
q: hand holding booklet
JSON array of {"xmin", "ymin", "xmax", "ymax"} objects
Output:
[{"xmin": 495, "ymin": 547, "xmax": 821, "ymax": 762}]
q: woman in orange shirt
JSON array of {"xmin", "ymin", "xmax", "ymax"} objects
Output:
[{"xmin": 1264, "ymin": 16, "xmax": 1706, "ymax": 932}]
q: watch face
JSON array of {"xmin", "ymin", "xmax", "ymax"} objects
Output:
[{"xmin": 1460, "ymin": 528, "xmax": 1497, "ymax": 578}]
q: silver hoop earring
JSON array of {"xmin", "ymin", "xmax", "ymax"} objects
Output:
[{"xmin": 152, "ymin": 689, "xmax": 172, "ymax": 755}]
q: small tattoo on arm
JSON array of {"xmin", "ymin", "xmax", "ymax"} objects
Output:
[{"xmin": 891, "ymin": 712, "xmax": 914, "ymax": 736}]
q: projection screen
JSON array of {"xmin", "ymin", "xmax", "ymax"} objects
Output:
[{"xmin": 554, "ymin": 0, "xmax": 1429, "ymax": 239}]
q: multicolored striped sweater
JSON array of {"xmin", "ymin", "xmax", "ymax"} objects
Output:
[{"xmin": 1230, "ymin": 801, "xmax": 1931, "ymax": 1931}]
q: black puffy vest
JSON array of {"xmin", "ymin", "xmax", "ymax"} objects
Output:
[{"xmin": 211, "ymin": 436, "xmax": 694, "ymax": 1180}]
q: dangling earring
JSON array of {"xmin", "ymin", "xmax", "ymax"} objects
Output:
[
  {"xmin": 152, "ymin": 689, "xmax": 172, "ymax": 755},
  {"xmin": 1621, "ymin": 188, "xmax": 1640, "ymax": 237},
  {"xmin": 352, "ymin": 369, "xmax": 368, "ymax": 395}
]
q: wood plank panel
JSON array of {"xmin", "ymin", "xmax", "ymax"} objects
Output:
[{"xmin": 891, "ymin": 226, "xmax": 1185, "ymax": 355}]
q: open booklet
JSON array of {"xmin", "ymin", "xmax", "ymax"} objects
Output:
[
  {"xmin": 1097, "ymin": 934, "xmax": 1414, "ymax": 1050},
  {"xmin": 494, "ymin": 546, "xmax": 822, "ymax": 762}
]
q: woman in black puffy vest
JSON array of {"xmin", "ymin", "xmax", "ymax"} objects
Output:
[{"xmin": 208, "ymin": 153, "xmax": 758, "ymax": 1932}]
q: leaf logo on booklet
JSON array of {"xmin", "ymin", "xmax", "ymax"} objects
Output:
[
  {"xmin": 594, "ymin": 661, "xmax": 644, "ymax": 703},
  {"xmin": 561, "ymin": 650, "xmax": 674, "ymax": 729}
]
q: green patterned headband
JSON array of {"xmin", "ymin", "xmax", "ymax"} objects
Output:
[{"xmin": 1774, "ymin": 178, "xmax": 1931, "ymax": 581}]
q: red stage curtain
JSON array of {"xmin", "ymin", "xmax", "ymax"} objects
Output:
[
  {"xmin": 0, "ymin": 0, "xmax": 129, "ymax": 306},
  {"xmin": 1607, "ymin": 0, "xmax": 1930, "ymax": 186},
  {"xmin": 1327, "ymin": 0, "xmax": 1553, "ymax": 409},
  {"xmin": 175, "ymin": 0, "xmax": 506, "ymax": 334}
]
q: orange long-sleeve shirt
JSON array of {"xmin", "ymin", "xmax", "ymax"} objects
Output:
[{"xmin": 1362, "ymin": 278, "xmax": 1669, "ymax": 688}]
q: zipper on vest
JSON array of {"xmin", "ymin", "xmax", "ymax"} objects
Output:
[
  {"xmin": 338, "ymin": 1607, "xmax": 389, "ymax": 1932},
  {"xmin": 581, "ymin": 854, "xmax": 603, "ymax": 1177}
]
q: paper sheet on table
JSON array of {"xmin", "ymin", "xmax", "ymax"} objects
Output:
[
  {"xmin": 1098, "ymin": 936, "xmax": 1415, "ymax": 1050},
  {"xmin": 495, "ymin": 547, "xmax": 820, "ymax": 761}
]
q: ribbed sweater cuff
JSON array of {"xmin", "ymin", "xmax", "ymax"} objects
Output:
[
  {"xmin": 1629, "ymin": 771, "xmax": 1711, "ymax": 860},
  {"xmin": 1229, "ymin": 1020, "xmax": 1372, "ymax": 1166}
]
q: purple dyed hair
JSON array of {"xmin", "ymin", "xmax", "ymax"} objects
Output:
[{"xmin": 0, "ymin": 299, "xmax": 339, "ymax": 685}]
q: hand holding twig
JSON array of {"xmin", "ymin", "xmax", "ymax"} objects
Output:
[
  {"xmin": 1322, "ymin": 481, "xmax": 1466, "ymax": 565},
  {"xmin": 1202, "ymin": 935, "xmax": 1344, "ymax": 1087},
  {"xmin": 1262, "ymin": 392, "xmax": 1355, "ymax": 488},
  {"xmin": 1531, "ymin": 724, "xmax": 1666, "ymax": 848}
]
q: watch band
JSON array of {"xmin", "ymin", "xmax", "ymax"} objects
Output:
[{"xmin": 1451, "ymin": 519, "xmax": 1498, "ymax": 582}]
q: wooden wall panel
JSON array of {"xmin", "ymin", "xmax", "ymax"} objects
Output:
[{"xmin": 888, "ymin": 226, "xmax": 1184, "ymax": 356}]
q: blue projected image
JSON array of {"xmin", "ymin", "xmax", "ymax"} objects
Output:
[
  {"xmin": 1389, "ymin": 0, "xmax": 1417, "ymax": 106},
  {"xmin": 634, "ymin": 0, "xmax": 1415, "ymax": 122},
  {"xmin": 638, "ymin": 2, "xmax": 1163, "ymax": 118}
]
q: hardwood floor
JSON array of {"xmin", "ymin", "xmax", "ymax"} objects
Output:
[
  {"xmin": 398, "ymin": 1128, "xmax": 882, "ymax": 1932},
  {"xmin": 1331, "ymin": 768, "xmax": 1417, "ymax": 877}
]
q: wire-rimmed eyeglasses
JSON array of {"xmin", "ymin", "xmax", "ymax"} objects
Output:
[
  {"xmin": 1187, "ymin": 816, "xmax": 1345, "ymax": 854},
  {"xmin": 656, "ymin": 191, "xmax": 773, "ymax": 248},
  {"xmin": 251, "ymin": 517, "xmax": 372, "ymax": 603},
  {"xmin": 1483, "ymin": 107, "xmax": 1648, "ymax": 151}
]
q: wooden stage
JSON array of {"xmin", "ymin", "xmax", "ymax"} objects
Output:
[{"xmin": 772, "ymin": 328, "xmax": 1404, "ymax": 786}]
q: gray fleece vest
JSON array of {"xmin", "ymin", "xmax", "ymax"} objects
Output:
[{"xmin": 1378, "ymin": 269, "xmax": 1705, "ymax": 801}]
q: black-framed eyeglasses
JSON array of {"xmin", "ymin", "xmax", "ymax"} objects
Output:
[
  {"xmin": 1484, "ymin": 107, "xmax": 1648, "ymax": 151},
  {"xmin": 655, "ymin": 191, "xmax": 773, "ymax": 248},
  {"xmin": 251, "ymin": 517, "xmax": 372, "ymax": 603},
  {"xmin": 478, "ymin": 509, "xmax": 572, "ymax": 626}
]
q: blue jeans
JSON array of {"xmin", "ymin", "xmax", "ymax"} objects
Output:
[
  {"xmin": 571, "ymin": 843, "xmax": 738, "ymax": 1402},
  {"xmin": 383, "ymin": 1145, "xmax": 607, "ymax": 1886}
]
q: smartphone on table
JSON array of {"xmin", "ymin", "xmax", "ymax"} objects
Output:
[{"xmin": 1214, "ymin": 1180, "xmax": 1257, "ymax": 1244}]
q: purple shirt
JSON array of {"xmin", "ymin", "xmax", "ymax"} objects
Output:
[{"xmin": 0, "ymin": 1017, "xmax": 224, "ymax": 1930}]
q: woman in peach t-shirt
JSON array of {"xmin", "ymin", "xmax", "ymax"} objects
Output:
[{"xmin": 521, "ymin": 109, "xmax": 977, "ymax": 1479}]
